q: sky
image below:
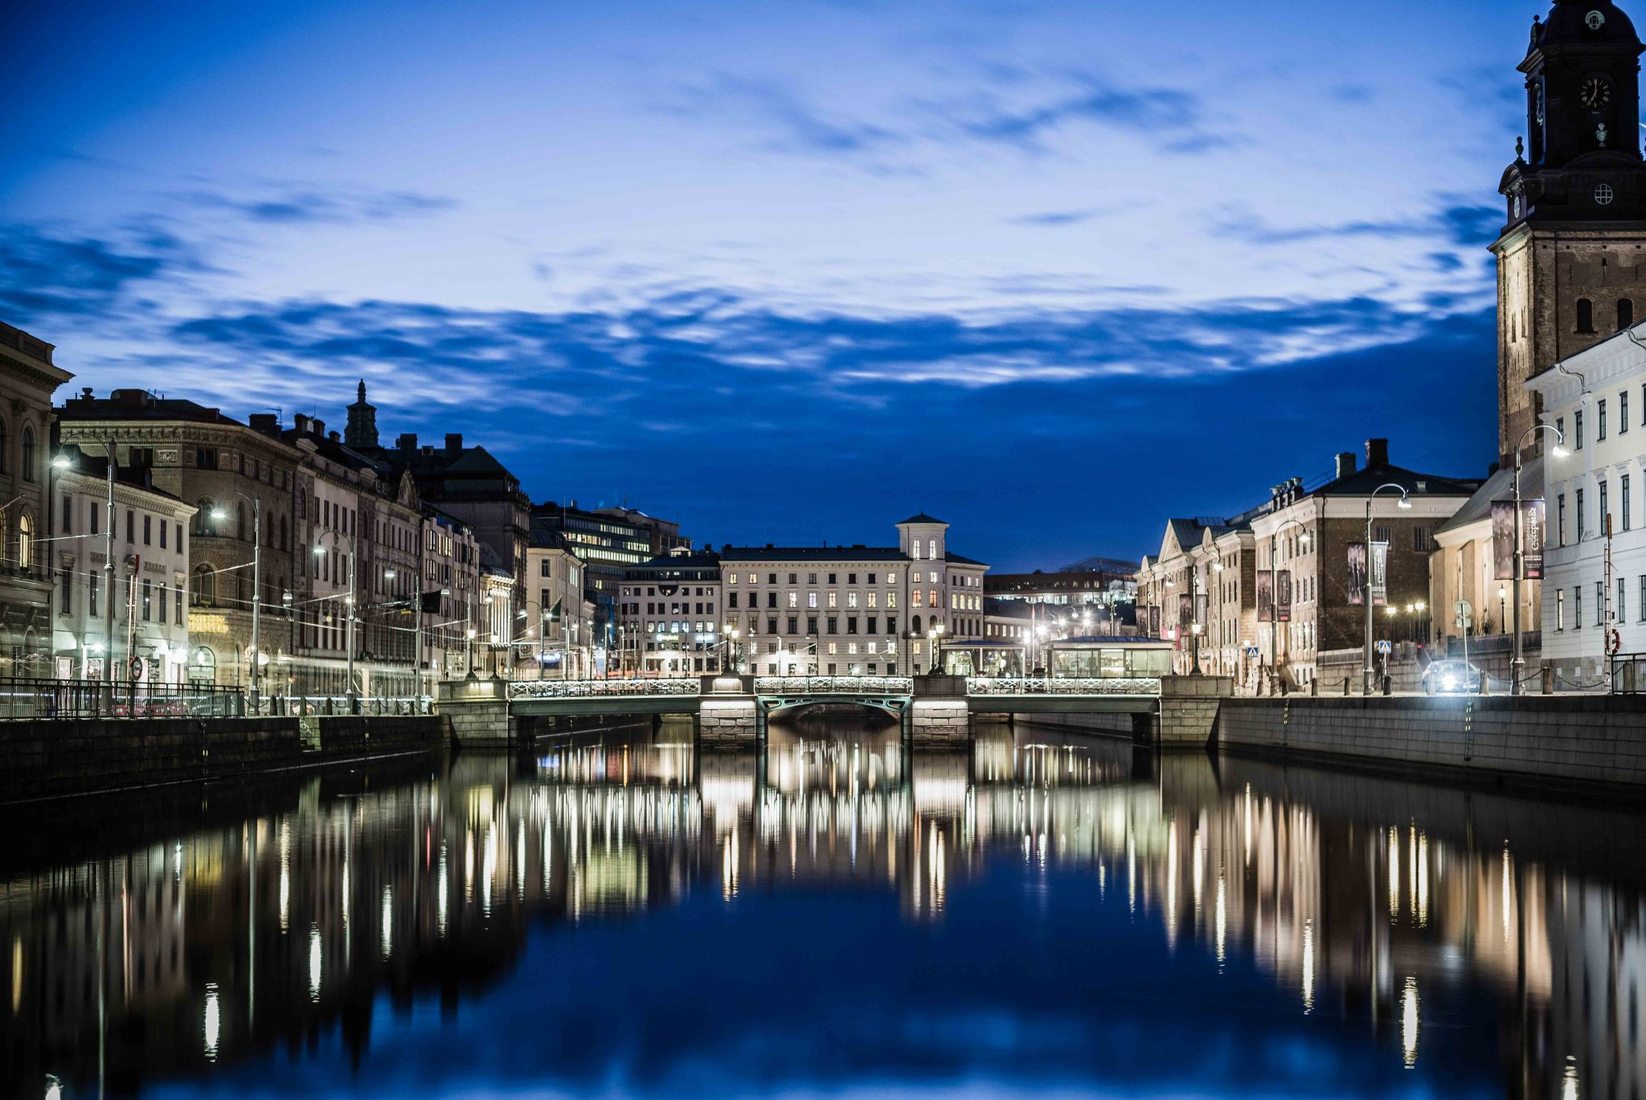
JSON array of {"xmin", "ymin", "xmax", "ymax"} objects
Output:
[{"xmin": 0, "ymin": 0, "xmax": 1536, "ymax": 570}]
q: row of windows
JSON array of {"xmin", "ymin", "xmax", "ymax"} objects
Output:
[
  {"xmin": 67, "ymin": 498, "xmax": 186, "ymax": 553},
  {"xmin": 1558, "ymin": 385, "xmax": 1644, "ymax": 452},
  {"xmin": 59, "ymin": 571, "xmax": 186, "ymax": 626},
  {"xmin": 1574, "ymin": 296, "xmax": 1634, "ymax": 335},
  {"xmin": 735, "ymin": 614, "xmax": 903, "ymax": 636},
  {"xmin": 727, "ymin": 571, "xmax": 921, "ymax": 586},
  {"xmin": 1553, "ymin": 577, "xmax": 1646, "ymax": 629},
  {"xmin": 725, "ymin": 589, "xmax": 905, "ymax": 610},
  {"xmin": 1554, "ymin": 473, "xmax": 1634, "ymax": 544}
]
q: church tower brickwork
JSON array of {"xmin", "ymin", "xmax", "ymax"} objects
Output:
[{"xmin": 1495, "ymin": 0, "xmax": 1646, "ymax": 463}]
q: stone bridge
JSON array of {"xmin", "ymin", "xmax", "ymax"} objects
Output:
[{"xmin": 440, "ymin": 673, "xmax": 1230, "ymax": 749}]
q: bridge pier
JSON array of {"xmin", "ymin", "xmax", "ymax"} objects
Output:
[
  {"xmin": 436, "ymin": 678, "xmax": 516, "ymax": 748},
  {"xmin": 1145, "ymin": 675, "xmax": 1233, "ymax": 749},
  {"xmin": 699, "ymin": 696, "xmax": 759, "ymax": 748},
  {"xmin": 910, "ymin": 674, "xmax": 969, "ymax": 746}
]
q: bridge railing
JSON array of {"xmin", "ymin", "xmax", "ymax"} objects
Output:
[
  {"xmin": 509, "ymin": 678, "xmax": 701, "ymax": 700},
  {"xmin": 754, "ymin": 675, "xmax": 915, "ymax": 696},
  {"xmin": 965, "ymin": 676, "xmax": 1162, "ymax": 697}
]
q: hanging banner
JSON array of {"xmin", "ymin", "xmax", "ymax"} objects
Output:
[
  {"xmin": 1277, "ymin": 569, "xmax": 1293, "ymax": 623},
  {"xmin": 1256, "ymin": 572, "xmax": 1273, "ymax": 623},
  {"xmin": 1491, "ymin": 500, "xmax": 1515, "ymax": 581},
  {"xmin": 1523, "ymin": 498, "xmax": 1545, "ymax": 581},
  {"xmin": 1148, "ymin": 605, "xmax": 1161, "ymax": 638},
  {"xmin": 1177, "ymin": 592, "xmax": 1192, "ymax": 629},
  {"xmin": 1370, "ymin": 541, "xmax": 1389, "ymax": 607},
  {"xmin": 1347, "ymin": 542, "xmax": 1367, "ymax": 606}
]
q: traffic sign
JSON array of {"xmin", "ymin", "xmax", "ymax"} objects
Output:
[{"xmin": 1375, "ymin": 640, "xmax": 1392, "ymax": 655}]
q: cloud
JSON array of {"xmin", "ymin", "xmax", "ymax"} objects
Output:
[
  {"xmin": 0, "ymin": 222, "xmax": 196, "ymax": 319},
  {"xmin": 1008, "ymin": 209, "xmax": 1103, "ymax": 227},
  {"xmin": 1209, "ymin": 199, "xmax": 1502, "ymax": 250},
  {"xmin": 659, "ymin": 75, "xmax": 903, "ymax": 155},
  {"xmin": 179, "ymin": 186, "xmax": 457, "ymax": 225}
]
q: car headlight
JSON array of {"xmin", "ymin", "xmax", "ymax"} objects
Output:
[{"xmin": 1443, "ymin": 676, "xmax": 1457, "ymax": 690}]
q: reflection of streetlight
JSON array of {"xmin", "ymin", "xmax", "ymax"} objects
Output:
[{"xmin": 1364, "ymin": 484, "xmax": 1413, "ymax": 694}]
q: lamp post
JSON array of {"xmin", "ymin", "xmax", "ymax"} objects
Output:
[
  {"xmin": 465, "ymin": 626, "xmax": 478, "ymax": 679},
  {"xmin": 211, "ymin": 494, "xmax": 262, "ymax": 713},
  {"xmin": 1189, "ymin": 562, "xmax": 1204, "ymax": 675},
  {"xmin": 1512, "ymin": 424, "xmax": 1569, "ymax": 694},
  {"xmin": 1265, "ymin": 519, "xmax": 1310, "ymax": 696},
  {"xmin": 313, "ymin": 530, "xmax": 358, "ymax": 710},
  {"xmin": 101, "ymin": 439, "xmax": 116, "ymax": 704},
  {"xmin": 928, "ymin": 621, "xmax": 944, "ymax": 673},
  {"xmin": 1364, "ymin": 484, "xmax": 1413, "ymax": 694}
]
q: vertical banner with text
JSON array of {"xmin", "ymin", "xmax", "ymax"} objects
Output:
[
  {"xmin": 1370, "ymin": 541, "xmax": 1389, "ymax": 607},
  {"xmin": 1347, "ymin": 542, "xmax": 1367, "ymax": 606},
  {"xmin": 1256, "ymin": 571, "xmax": 1274, "ymax": 623},
  {"xmin": 1277, "ymin": 569, "xmax": 1293, "ymax": 623}
]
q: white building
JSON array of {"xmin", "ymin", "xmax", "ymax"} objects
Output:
[
  {"xmin": 719, "ymin": 515, "xmax": 987, "ymax": 677},
  {"xmin": 524, "ymin": 531, "xmax": 595, "ymax": 678},
  {"xmin": 618, "ymin": 549, "xmax": 722, "ymax": 676},
  {"xmin": 49, "ymin": 455, "xmax": 195, "ymax": 683},
  {"xmin": 1527, "ymin": 326, "xmax": 1646, "ymax": 685}
]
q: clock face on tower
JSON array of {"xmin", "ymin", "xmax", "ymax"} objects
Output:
[{"xmin": 1581, "ymin": 76, "xmax": 1613, "ymax": 110}]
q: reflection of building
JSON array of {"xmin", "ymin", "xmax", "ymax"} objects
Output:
[
  {"xmin": 0, "ymin": 322, "xmax": 73, "ymax": 675},
  {"xmin": 49, "ymin": 452, "xmax": 196, "ymax": 682}
]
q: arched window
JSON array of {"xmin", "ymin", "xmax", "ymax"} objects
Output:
[
  {"xmin": 20, "ymin": 427, "xmax": 35, "ymax": 483},
  {"xmin": 927, "ymin": 538, "xmax": 938, "ymax": 559},
  {"xmin": 191, "ymin": 565, "xmax": 215, "ymax": 606},
  {"xmin": 1620, "ymin": 298, "xmax": 1635, "ymax": 331},
  {"xmin": 16, "ymin": 514, "xmax": 31, "ymax": 570},
  {"xmin": 0, "ymin": 419, "xmax": 10, "ymax": 474},
  {"xmin": 911, "ymin": 614, "xmax": 923, "ymax": 637},
  {"xmin": 1577, "ymin": 297, "xmax": 1595, "ymax": 333},
  {"xmin": 193, "ymin": 500, "xmax": 212, "ymax": 536},
  {"xmin": 237, "ymin": 503, "xmax": 247, "ymax": 541},
  {"xmin": 279, "ymin": 515, "xmax": 288, "ymax": 551}
]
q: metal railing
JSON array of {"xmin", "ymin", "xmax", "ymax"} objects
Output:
[
  {"xmin": 965, "ymin": 676, "xmax": 1162, "ymax": 696},
  {"xmin": 754, "ymin": 675, "xmax": 915, "ymax": 696},
  {"xmin": 0, "ymin": 678, "xmax": 247, "ymax": 720},
  {"xmin": 1611, "ymin": 653, "xmax": 1646, "ymax": 694},
  {"xmin": 509, "ymin": 678, "xmax": 701, "ymax": 700},
  {"xmin": 271, "ymin": 694, "xmax": 433, "ymax": 716}
]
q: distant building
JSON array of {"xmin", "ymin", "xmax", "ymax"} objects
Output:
[
  {"xmin": 618, "ymin": 549, "xmax": 723, "ymax": 676},
  {"xmin": 985, "ymin": 556, "xmax": 1138, "ymax": 632},
  {"xmin": 719, "ymin": 515, "xmax": 987, "ymax": 677},
  {"xmin": 531, "ymin": 501, "xmax": 677, "ymax": 659},
  {"xmin": 524, "ymin": 529, "xmax": 595, "ymax": 679}
]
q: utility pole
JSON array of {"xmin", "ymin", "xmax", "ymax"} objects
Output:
[{"xmin": 102, "ymin": 439, "xmax": 116, "ymax": 706}]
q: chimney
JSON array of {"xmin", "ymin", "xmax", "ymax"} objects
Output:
[
  {"xmin": 294, "ymin": 414, "xmax": 311, "ymax": 435},
  {"xmin": 396, "ymin": 432, "xmax": 417, "ymax": 451},
  {"xmin": 445, "ymin": 433, "xmax": 463, "ymax": 453},
  {"xmin": 1365, "ymin": 438, "xmax": 1389, "ymax": 469},
  {"xmin": 1334, "ymin": 451, "xmax": 1358, "ymax": 480},
  {"xmin": 328, "ymin": 430, "xmax": 340, "ymax": 443},
  {"xmin": 311, "ymin": 419, "xmax": 325, "ymax": 437},
  {"xmin": 248, "ymin": 413, "xmax": 278, "ymax": 433}
]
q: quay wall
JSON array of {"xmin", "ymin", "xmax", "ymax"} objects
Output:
[
  {"xmin": 1215, "ymin": 696, "xmax": 1646, "ymax": 797},
  {"xmin": 0, "ymin": 715, "xmax": 448, "ymax": 804}
]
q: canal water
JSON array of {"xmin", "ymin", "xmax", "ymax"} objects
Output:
[{"xmin": 2, "ymin": 717, "xmax": 1642, "ymax": 1099}]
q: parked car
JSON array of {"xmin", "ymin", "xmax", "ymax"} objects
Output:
[{"xmin": 1422, "ymin": 659, "xmax": 1483, "ymax": 695}]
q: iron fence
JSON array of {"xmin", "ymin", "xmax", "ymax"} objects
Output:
[
  {"xmin": 1611, "ymin": 653, "xmax": 1646, "ymax": 694},
  {"xmin": 0, "ymin": 678, "xmax": 247, "ymax": 721},
  {"xmin": 965, "ymin": 676, "xmax": 1162, "ymax": 696}
]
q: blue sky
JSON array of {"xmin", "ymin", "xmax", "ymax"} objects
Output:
[{"xmin": 0, "ymin": 0, "xmax": 1532, "ymax": 569}]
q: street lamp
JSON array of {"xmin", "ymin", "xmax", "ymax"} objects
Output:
[
  {"xmin": 1189, "ymin": 562, "xmax": 1204, "ymax": 675},
  {"xmin": 1264, "ymin": 519, "xmax": 1311, "ymax": 695},
  {"xmin": 211, "ymin": 493, "xmax": 263, "ymax": 713},
  {"xmin": 928, "ymin": 621, "xmax": 945, "ymax": 673},
  {"xmin": 515, "ymin": 602, "xmax": 549, "ymax": 680},
  {"xmin": 1512, "ymin": 423, "xmax": 1568, "ymax": 694},
  {"xmin": 1364, "ymin": 483, "xmax": 1413, "ymax": 694},
  {"xmin": 313, "ymin": 530, "xmax": 358, "ymax": 710}
]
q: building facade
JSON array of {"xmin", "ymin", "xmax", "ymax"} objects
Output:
[
  {"xmin": 48, "ymin": 457, "xmax": 195, "ymax": 683},
  {"xmin": 618, "ymin": 550, "xmax": 722, "ymax": 676},
  {"xmin": 0, "ymin": 323, "xmax": 73, "ymax": 676},
  {"xmin": 524, "ymin": 531, "xmax": 595, "ymax": 678},
  {"xmin": 1140, "ymin": 441, "xmax": 1477, "ymax": 691},
  {"xmin": 1528, "ymin": 326, "xmax": 1646, "ymax": 683},
  {"xmin": 719, "ymin": 515, "xmax": 987, "ymax": 677},
  {"xmin": 984, "ymin": 558, "xmax": 1138, "ymax": 633}
]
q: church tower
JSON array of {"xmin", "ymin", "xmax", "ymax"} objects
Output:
[
  {"xmin": 1494, "ymin": 0, "xmax": 1646, "ymax": 462},
  {"xmin": 345, "ymin": 379, "xmax": 379, "ymax": 449}
]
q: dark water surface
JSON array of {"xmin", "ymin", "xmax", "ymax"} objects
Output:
[{"xmin": 3, "ymin": 717, "xmax": 1643, "ymax": 1099}]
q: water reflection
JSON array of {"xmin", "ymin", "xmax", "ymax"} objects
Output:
[{"xmin": 0, "ymin": 718, "xmax": 1644, "ymax": 1098}]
